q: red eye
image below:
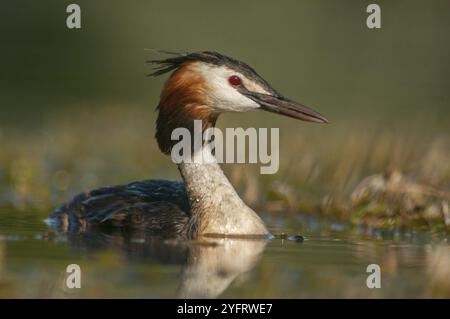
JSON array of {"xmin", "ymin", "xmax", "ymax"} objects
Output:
[{"xmin": 228, "ymin": 75, "xmax": 242, "ymax": 86}]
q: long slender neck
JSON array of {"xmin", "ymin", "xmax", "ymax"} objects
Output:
[
  {"xmin": 178, "ymin": 149, "xmax": 268, "ymax": 238},
  {"xmin": 155, "ymin": 64, "xmax": 268, "ymax": 238}
]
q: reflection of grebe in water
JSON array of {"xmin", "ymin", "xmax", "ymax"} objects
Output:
[
  {"xmin": 50, "ymin": 51, "xmax": 328, "ymax": 239},
  {"xmin": 178, "ymin": 239, "xmax": 266, "ymax": 298},
  {"xmin": 62, "ymin": 229, "xmax": 267, "ymax": 298}
]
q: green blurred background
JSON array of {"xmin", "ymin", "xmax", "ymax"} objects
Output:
[
  {"xmin": 1, "ymin": 0, "xmax": 449, "ymax": 120},
  {"xmin": 0, "ymin": 1, "xmax": 449, "ymax": 225}
]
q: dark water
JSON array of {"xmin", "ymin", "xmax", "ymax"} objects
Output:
[{"xmin": 0, "ymin": 208, "xmax": 448, "ymax": 298}]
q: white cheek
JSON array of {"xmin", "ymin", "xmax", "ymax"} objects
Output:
[
  {"xmin": 196, "ymin": 64, "xmax": 260, "ymax": 112},
  {"xmin": 210, "ymin": 80, "xmax": 260, "ymax": 112}
]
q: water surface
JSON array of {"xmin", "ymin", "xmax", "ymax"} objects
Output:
[{"xmin": 0, "ymin": 208, "xmax": 448, "ymax": 298}]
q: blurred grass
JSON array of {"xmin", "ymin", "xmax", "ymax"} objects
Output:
[{"xmin": 0, "ymin": 103, "xmax": 448, "ymax": 230}]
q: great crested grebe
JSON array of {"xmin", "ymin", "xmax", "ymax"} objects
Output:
[{"xmin": 50, "ymin": 51, "xmax": 328, "ymax": 238}]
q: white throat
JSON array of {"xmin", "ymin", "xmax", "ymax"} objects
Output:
[{"xmin": 178, "ymin": 148, "xmax": 268, "ymax": 238}]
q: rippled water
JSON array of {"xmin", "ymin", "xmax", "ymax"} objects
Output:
[{"xmin": 0, "ymin": 208, "xmax": 449, "ymax": 298}]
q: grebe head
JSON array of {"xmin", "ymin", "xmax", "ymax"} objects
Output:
[{"xmin": 147, "ymin": 50, "xmax": 328, "ymax": 153}]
